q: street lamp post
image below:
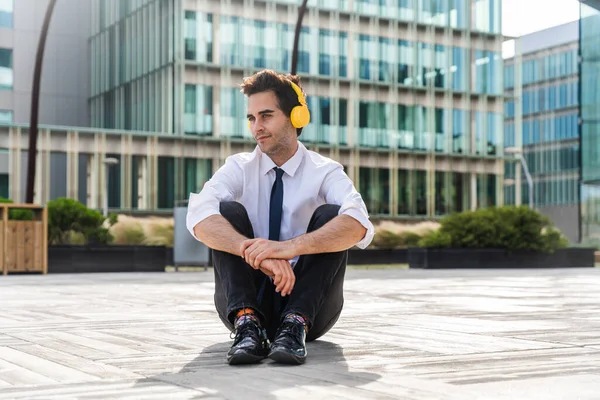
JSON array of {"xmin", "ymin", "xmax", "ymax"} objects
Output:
[
  {"xmin": 291, "ymin": 0, "xmax": 309, "ymax": 75},
  {"xmin": 505, "ymin": 147, "xmax": 533, "ymax": 209},
  {"xmin": 26, "ymin": 0, "xmax": 58, "ymax": 204},
  {"xmin": 103, "ymin": 157, "xmax": 119, "ymax": 217}
]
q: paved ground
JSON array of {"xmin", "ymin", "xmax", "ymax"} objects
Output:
[{"xmin": 1, "ymin": 268, "xmax": 600, "ymax": 399}]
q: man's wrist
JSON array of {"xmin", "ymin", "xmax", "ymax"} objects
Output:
[{"xmin": 288, "ymin": 234, "xmax": 310, "ymax": 257}]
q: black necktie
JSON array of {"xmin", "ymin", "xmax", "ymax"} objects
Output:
[{"xmin": 269, "ymin": 167, "xmax": 284, "ymax": 241}]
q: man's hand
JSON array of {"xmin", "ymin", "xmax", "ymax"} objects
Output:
[
  {"xmin": 240, "ymin": 238, "xmax": 297, "ymax": 269},
  {"xmin": 258, "ymin": 259, "xmax": 296, "ymax": 296}
]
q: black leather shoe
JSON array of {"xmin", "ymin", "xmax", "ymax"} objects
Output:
[
  {"xmin": 227, "ymin": 320, "xmax": 270, "ymax": 365},
  {"xmin": 268, "ymin": 320, "xmax": 307, "ymax": 365}
]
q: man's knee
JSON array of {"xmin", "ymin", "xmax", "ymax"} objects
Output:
[
  {"xmin": 307, "ymin": 204, "xmax": 341, "ymax": 233},
  {"xmin": 219, "ymin": 201, "xmax": 254, "ymax": 237}
]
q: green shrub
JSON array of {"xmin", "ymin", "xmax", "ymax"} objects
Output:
[
  {"xmin": 47, "ymin": 198, "xmax": 112, "ymax": 245},
  {"xmin": 0, "ymin": 197, "xmax": 34, "ymax": 220},
  {"xmin": 401, "ymin": 231, "xmax": 422, "ymax": 247},
  {"xmin": 418, "ymin": 206, "xmax": 568, "ymax": 253},
  {"xmin": 371, "ymin": 230, "xmax": 403, "ymax": 249}
]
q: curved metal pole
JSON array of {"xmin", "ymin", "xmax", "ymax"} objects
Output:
[
  {"xmin": 291, "ymin": 0, "xmax": 309, "ymax": 75},
  {"xmin": 26, "ymin": 0, "xmax": 57, "ymax": 204},
  {"xmin": 519, "ymin": 156, "xmax": 534, "ymax": 209}
]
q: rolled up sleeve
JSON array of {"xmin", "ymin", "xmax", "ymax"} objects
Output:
[
  {"xmin": 321, "ymin": 166, "xmax": 375, "ymax": 249},
  {"xmin": 186, "ymin": 157, "xmax": 243, "ymax": 242}
]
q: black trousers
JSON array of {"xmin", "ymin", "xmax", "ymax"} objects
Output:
[{"xmin": 212, "ymin": 201, "xmax": 348, "ymax": 342}]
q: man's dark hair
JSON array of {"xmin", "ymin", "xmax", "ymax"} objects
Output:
[{"xmin": 240, "ymin": 69, "xmax": 306, "ymax": 137}]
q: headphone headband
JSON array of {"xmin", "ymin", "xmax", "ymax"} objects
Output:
[{"xmin": 288, "ymin": 81, "xmax": 307, "ymax": 106}]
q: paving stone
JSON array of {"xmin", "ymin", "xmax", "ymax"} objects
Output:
[{"xmin": 0, "ymin": 268, "xmax": 599, "ymax": 399}]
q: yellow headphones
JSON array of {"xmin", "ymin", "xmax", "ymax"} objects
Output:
[
  {"xmin": 247, "ymin": 80, "xmax": 310, "ymax": 131},
  {"xmin": 288, "ymin": 81, "xmax": 311, "ymax": 128}
]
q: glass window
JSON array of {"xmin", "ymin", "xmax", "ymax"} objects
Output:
[
  {"xmin": 184, "ymin": 85, "xmax": 213, "ymax": 135},
  {"xmin": 435, "ymin": 171, "xmax": 448, "ymax": 215},
  {"xmin": 184, "ymin": 12, "xmax": 213, "ymax": 62},
  {"xmin": 474, "ymin": 50, "xmax": 501, "ymax": 95},
  {"xmin": 398, "ymin": 104, "xmax": 415, "ymax": 150},
  {"xmin": 450, "ymin": 172, "xmax": 470, "ymax": 212},
  {"xmin": 318, "ymin": 29, "xmax": 347, "ymax": 78},
  {"xmin": 379, "ymin": 37, "xmax": 395, "ymax": 83},
  {"xmin": 157, "ymin": 156, "xmax": 174, "ymax": 209},
  {"xmin": 452, "ymin": 109, "xmax": 468, "ymax": 154},
  {"xmin": 359, "ymin": 167, "xmax": 390, "ymax": 215},
  {"xmin": 415, "ymin": 170, "xmax": 427, "ymax": 215},
  {"xmin": 0, "ymin": 0, "xmax": 12, "ymax": 28},
  {"xmin": 473, "ymin": 0, "xmax": 500, "ymax": 33},
  {"xmin": 0, "ymin": 109, "xmax": 12, "ymax": 124},
  {"xmin": 185, "ymin": 158, "xmax": 212, "ymax": 195},
  {"xmin": 220, "ymin": 87, "xmax": 248, "ymax": 138},
  {"xmin": 358, "ymin": 101, "xmax": 392, "ymax": 148},
  {"xmin": 434, "ymin": 108, "xmax": 447, "ymax": 152},
  {"xmin": 106, "ymin": 154, "xmax": 121, "ymax": 209},
  {"xmin": 398, "ymin": 40, "xmax": 414, "ymax": 85},
  {"xmin": 357, "ymin": 34, "xmax": 376, "ymax": 81},
  {"xmin": 418, "ymin": 43, "xmax": 432, "ymax": 87},
  {"xmin": 398, "ymin": 169, "xmax": 410, "ymax": 215},
  {"xmin": 434, "ymin": 45, "xmax": 447, "ymax": 89},
  {"xmin": 451, "ymin": 47, "xmax": 466, "ymax": 91},
  {"xmin": 0, "ymin": 48, "xmax": 13, "ymax": 90},
  {"xmin": 449, "ymin": 0, "xmax": 467, "ymax": 29}
]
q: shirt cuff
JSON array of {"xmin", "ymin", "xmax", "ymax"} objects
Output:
[{"xmin": 339, "ymin": 206, "xmax": 375, "ymax": 249}]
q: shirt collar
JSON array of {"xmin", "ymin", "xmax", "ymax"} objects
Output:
[{"xmin": 259, "ymin": 141, "xmax": 305, "ymax": 177}]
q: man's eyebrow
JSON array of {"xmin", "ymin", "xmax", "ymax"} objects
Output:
[{"xmin": 246, "ymin": 109, "xmax": 275, "ymax": 118}]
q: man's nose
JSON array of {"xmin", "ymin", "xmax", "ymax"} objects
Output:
[{"xmin": 251, "ymin": 120, "xmax": 264, "ymax": 133}]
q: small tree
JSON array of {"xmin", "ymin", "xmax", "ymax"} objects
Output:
[{"xmin": 47, "ymin": 198, "xmax": 112, "ymax": 245}]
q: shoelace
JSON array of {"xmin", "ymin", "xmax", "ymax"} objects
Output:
[
  {"xmin": 230, "ymin": 322, "xmax": 259, "ymax": 344},
  {"xmin": 276, "ymin": 321, "xmax": 305, "ymax": 345}
]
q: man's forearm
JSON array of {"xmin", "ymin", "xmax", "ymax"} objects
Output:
[
  {"xmin": 289, "ymin": 215, "xmax": 367, "ymax": 256},
  {"xmin": 193, "ymin": 215, "xmax": 247, "ymax": 256}
]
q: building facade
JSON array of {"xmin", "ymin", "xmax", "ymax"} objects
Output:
[
  {"xmin": 580, "ymin": 0, "xmax": 600, "ymax": 242},
  {"xmin": 0, "ymin": 0, "xmax": 91, "ymax": 200},
  {"xmin": 1, "ymin": 0, "xmax": 506, "ymax": 219},
  {"xmin": 503, "ymin": 22, "xmax": 580, "ymax": 242}
]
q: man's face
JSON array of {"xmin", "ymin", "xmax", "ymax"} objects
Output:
[{"xmin": 247, "ymin": 91, "xmax": 297, "ymax": 159}]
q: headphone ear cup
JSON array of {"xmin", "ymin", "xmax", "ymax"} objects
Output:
[{"xmin": 290, "ymin": 105, "xmax": 311, "ymax": 128}]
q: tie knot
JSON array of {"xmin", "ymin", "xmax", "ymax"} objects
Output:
[{"xmin": 274, "ymin": 167, "xmax": 284, "ymax": 179}]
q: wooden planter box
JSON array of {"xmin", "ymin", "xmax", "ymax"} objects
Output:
[
  {"xmin": 1, "ymin": 204, "xmax": 48, "ymax": 275},
  {"xmin": 407, "ymin": 248, "xmax": 596, "ymax": 269}
]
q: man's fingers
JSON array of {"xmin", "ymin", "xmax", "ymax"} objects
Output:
[
  {"xmin": 253, "ymin": 249, "xmax": 272, "ymax": 269},
  {"xmin": 283, "ymin": 264, "xmax": 295, "ymax": 296},
  {"xmin": 239, "ymin": 240, "xmax": 252, "ymax": 258},
  {"xmin": 283, "ymin": 268, "xmax": 295, "ymax": 296},
  {"xmin": 246, "ymin": 245, "xmax": 263, "ymax": 269}
]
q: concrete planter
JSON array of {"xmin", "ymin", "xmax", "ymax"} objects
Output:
[
  {"xmin": 48, "ymin": 245, "xmax": 169, "ymax": 273},
  {"xmin": 407, "ymin": 248, "xmax": 596, "ymax": 269},
  {"xmin": 347, "ymin": 248, "xmax": 408, "ymax": 264}
]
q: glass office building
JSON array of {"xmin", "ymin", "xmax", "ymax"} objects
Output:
[
  {"xmin": 580, "ymin": 0, "xmax": 600, "ymax": 241},
  {"xmin": 0, "ymin": 0, "xmax": 505, "ymax": 216},
  {"xmin": 84, "ymin": 0, "xmax": 506, "ymax": 217},
  {"xmin": 503, "ymin": 21, "xmax": 580, "ymax": 242}
]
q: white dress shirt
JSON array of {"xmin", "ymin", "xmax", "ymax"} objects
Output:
[{"xmin": 186, "ymin": 141, "xmax": 375, "ymax": 258}]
